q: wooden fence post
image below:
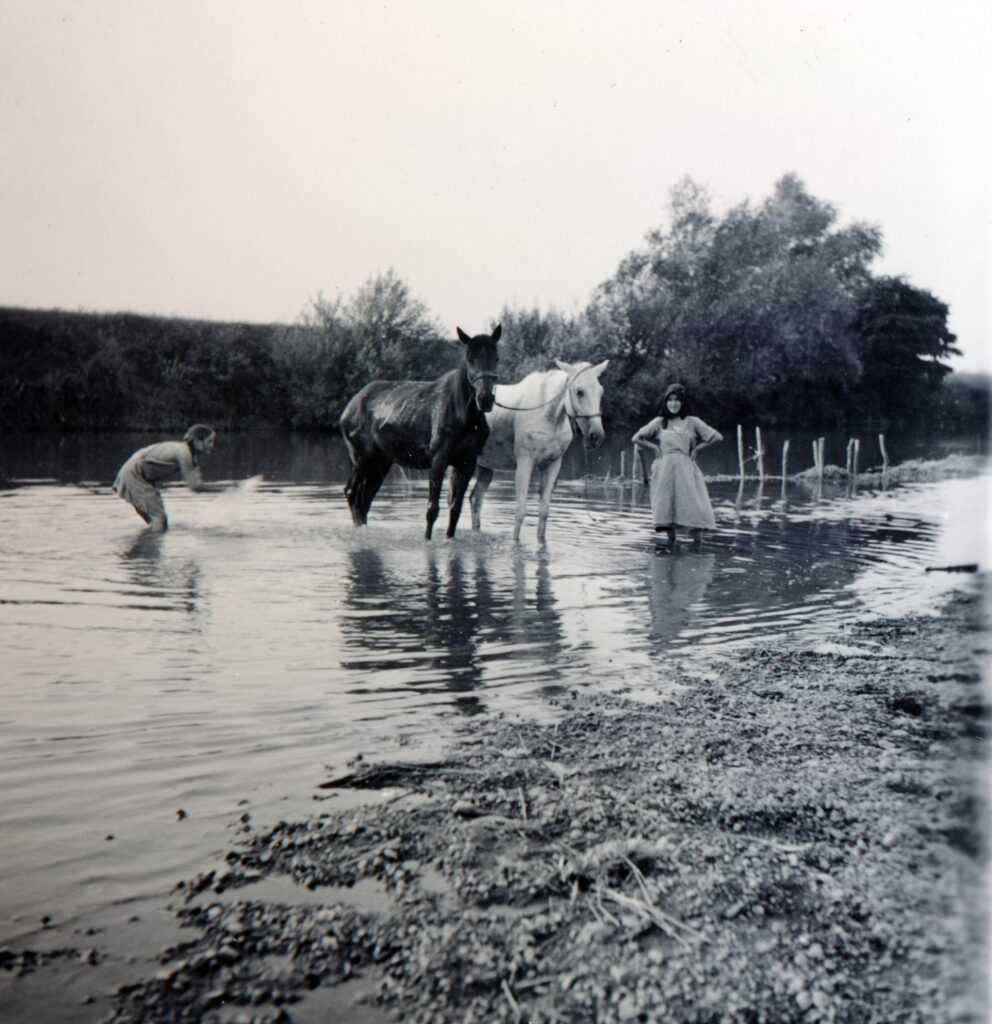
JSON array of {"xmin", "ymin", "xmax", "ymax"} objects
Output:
[
  {"xmin": 781, "ymin": 440, "xmax": 790, "ymax": 481},
  {"xmin": 878, "ymin": 433, "xmax": 889, "ymax": 472},
  {"xmin": 817, "ymin": 437, "xmax": 826, "ymax": 480},
  {"xmin": 737, "ymin": 424, "xmax": 745, "ymax": 480},
  {"xmin": 755, "ymin": 427, "xmax": 765, "ymax": 481}
]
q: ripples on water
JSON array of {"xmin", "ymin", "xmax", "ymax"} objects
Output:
[{"xmin": 0, "ymin": 469, "xmax": 986, "ymax": 938}]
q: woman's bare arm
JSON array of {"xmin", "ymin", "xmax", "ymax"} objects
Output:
[
  {"xmin": 632, "ymin": 418, "xmax": 661, "ymax": 455},
  {"xmin": 690, "ymin": 421, "xmax": 723, "ymax": 460}
]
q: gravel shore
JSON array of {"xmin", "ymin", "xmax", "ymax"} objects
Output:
[{"xmin": 3, "ymin": 582, "xmax": 988, "ymax": 1024}]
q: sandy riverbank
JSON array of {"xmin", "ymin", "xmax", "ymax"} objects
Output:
[{"xmin": 2, "ymin": 582, "xmax": 989, "ymax": 1024}]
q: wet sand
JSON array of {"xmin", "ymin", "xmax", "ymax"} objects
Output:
[{"xmin": 2, "ymin": 579, "xmax": 988, "ymax": 1024}]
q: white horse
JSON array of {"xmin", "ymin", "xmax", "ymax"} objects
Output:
[{"xmin": 470, "ymin": 359, "xmax": 609, "ymax": 542}]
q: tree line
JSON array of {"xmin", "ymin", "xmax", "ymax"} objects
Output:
[{"xmin": 0, "ymin": 175, "xmax": 985, "ymax": 435}]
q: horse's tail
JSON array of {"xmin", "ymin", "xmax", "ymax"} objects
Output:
[{"xmin": 339, "ymin": 387, "xmax": 367, "ymax": 467}]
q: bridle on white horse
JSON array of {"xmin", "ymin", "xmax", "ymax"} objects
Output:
[{"xmin": 492, "ymin": 364, "xmax": 600, "ymax": 420}]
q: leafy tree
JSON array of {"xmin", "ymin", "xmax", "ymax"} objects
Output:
[
  {"xmin": 852, "ymin": 276, "xmax": 960, "ymax": 422},
  {"xmin": 934, "ymin": 372, "xmax": 990, "ymax": 433},
  {"xmin": 492, "ymin": 305, "xmax": 579, "ymax": 381},
  {"xmin": 274, "ymin": 297, "xmax": 361, "ymax": 429},
  {"xmin": 584, "ymin": 174, "xmax": 883, "ymax": 426},
  {"xmin": 0, "ymin": 188, "xmax": 974, "ymax": 438},
  {"xmin": 275, "ymin": 270, "xmax": 453, "ymax": 429},
  {"xmin": 346, "ymin": 268, "xmax": 448, "ymax": 380}
]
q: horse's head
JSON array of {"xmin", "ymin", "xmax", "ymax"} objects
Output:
[
  {"xmin": 556, "ymin": 358, "xmax": 609, "ymax": 449},
  {"xmin": 456, "ymin": 324, "xmax": 501, "ymax": 413}
]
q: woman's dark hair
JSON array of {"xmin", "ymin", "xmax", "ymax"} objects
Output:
[{"xmin": 659, "ymin": 384, "xmax": 688, "ymax": 428}]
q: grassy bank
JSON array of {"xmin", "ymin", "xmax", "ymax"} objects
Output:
[
  {"xmin": 2, "ymin": 304, "xmax": 988, "ymax": 437},
  {"xmin": 2, "ymin": 586, "xmax": 988, "ymax": 1024},
  {"xmin": 795, "ymin": 453, "xmax": 989, "ymax": 487}
]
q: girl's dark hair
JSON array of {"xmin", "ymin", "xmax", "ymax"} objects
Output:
[
  {"xmin": 184, "ymin": 424, "xmax": 215, "ymax": 444},
  {"xmin": 184, "ymin": 424, "xmax": 214, "ymax": 466},
  {"xmin": 659, "ymin": 384, "xmax": 688, "ymax": 428}
]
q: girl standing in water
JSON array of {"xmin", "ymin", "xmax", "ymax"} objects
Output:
[
  {"xmin": 113, "ymin": 424, "xmax": 216, "ymax": 531},
  {"xmin": 632, "ymin": 384, "xmax": 722, "ymax": 549}
]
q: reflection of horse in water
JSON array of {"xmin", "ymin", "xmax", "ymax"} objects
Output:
[
  {"xmin": 646, "ymin": 552, "xmax": 715, "ymax": 650},
  {"xmin": 470, "ymin": 360, "xmax": 609, "ymax": 543},
  {"xmin": 339, "ymin": 542, "xmax": 568, "ymax": 711},
  {"xmin": 339, "ymin": 326, "xmax": 501, "ymax": 540},
  {"xmin": 506, "ymin": 552, "xmax": 566, "ymax": 677},
  {"xmin": 339, "ymin": 545, "xmax": 492, "ymax": 709}
]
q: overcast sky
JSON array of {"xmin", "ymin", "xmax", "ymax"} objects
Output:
[{"xmin": 1, "ymin": 1, "xmax": 989, "ymax": 371}]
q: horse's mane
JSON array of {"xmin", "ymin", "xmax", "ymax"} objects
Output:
[{"xmin": 514, "ymin": 363, "xmax": 590, "ymax": 393}]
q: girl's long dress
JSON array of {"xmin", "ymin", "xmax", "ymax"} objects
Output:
[{"xmin": 647, "ymin": 416, "xmax": 719, "ymax": 530}]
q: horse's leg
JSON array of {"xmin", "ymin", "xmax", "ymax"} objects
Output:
[
  {"xmin": 536, "ymin": 457, "xmax": 564, "ymax": 544},
  {"xmin": 358, "ymin": 456, "xmax": 392, "ymax": 524},
  {"xmin": 447, "ymin": 459, "xmax": 475, "ymax": 538},
  {"xmin": 425, "ymin": 457, "xmax": 447, "ymax": 540},
  {"xmin": 345, "ymin": 464, "xmax": 364, "ymax": 526},
  {"xmin": 512, "ymin": 455, "xmax": 535, "ymax": 543},
  {"xmin": 342, "ymin": 428, "xmax": 363, "ymax": 524},
  {"xmin": 470, "ymin": 465, "xmax": 494, "ymax": 530}
]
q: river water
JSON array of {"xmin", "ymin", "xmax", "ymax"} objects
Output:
[{"xmin": 0, "ymin": 431, "xmax": 987, "ymax": 949}]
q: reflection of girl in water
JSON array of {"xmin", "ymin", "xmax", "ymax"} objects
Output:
[
  {"xmin": 632, "ymin": 384, "xmax": 722, "ymax": 549},
  {"xmin": 113, "ymin": 424, "xmax": 216, "ymax": 532},
  {"xmin": 647, "ymin": 551, "xmax": 716, "ymax": 648}
]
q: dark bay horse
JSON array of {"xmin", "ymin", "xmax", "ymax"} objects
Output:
[{"xmin": 339, "ymin": 325, "xmax": 501, "ymax": 539}]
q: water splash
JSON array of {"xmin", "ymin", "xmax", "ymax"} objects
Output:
[{"xmin": 198, "ymin": 474, "xmax": 265, "ymax": 527}]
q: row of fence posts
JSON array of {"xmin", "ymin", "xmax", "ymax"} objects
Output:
[
  {"xmin": 620, "ymin": 430, "xmax": 891, "ymax": 485},
  {"xmin": 798, "ymin": 432, "xmax": 890, "ymax": 482}
]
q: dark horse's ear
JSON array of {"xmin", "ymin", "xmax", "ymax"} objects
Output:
[
  {"xmin": 456, "ymin": 327, "xmax": 471, "ymax": 344},
  {"xmin": 492, "ymin": 324, "xmax": 502, "ymax": 341}
]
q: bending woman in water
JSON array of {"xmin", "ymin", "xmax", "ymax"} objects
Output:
[
  {"xmin": 113, "ymin": 424, "xmax": 216, "ymax": 531},
  {"xmin": 632, "ymin": 384, "xmax": 722, "ymax": 549}
]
